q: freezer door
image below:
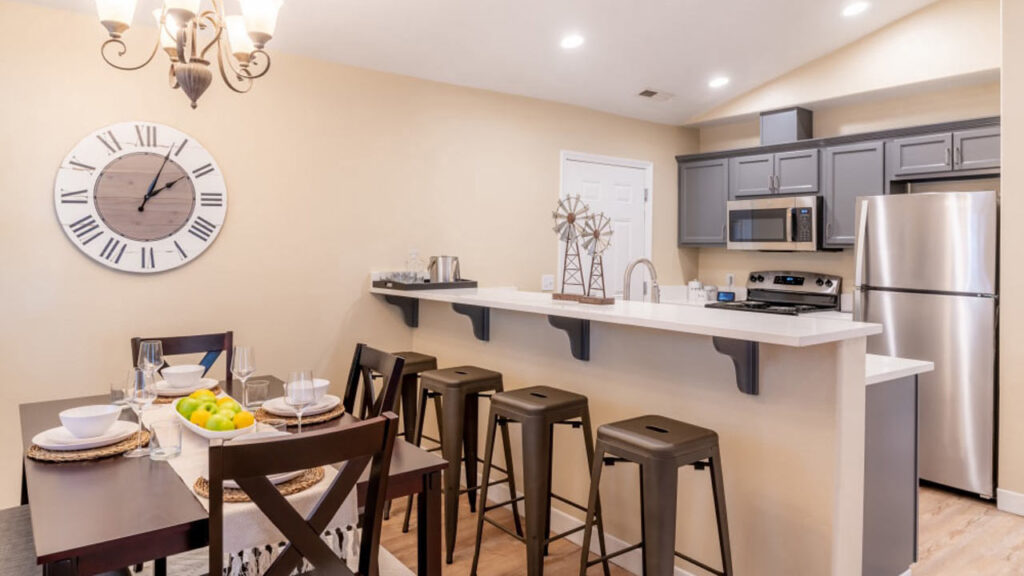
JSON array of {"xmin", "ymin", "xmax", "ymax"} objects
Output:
[
  {"xmin": 854, "ymin": 191, "xmax": 997, "ymax": 294},
  {"xmin": 862, "ymin": 289, "xmax": 996, "ymax": 496}
]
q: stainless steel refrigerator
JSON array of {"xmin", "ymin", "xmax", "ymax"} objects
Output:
[{"xmin": 854, "ymin": 190, "xmax": 999, "ymax": 498}]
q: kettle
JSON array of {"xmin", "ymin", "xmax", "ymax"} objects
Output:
[{"xmin": 428, "ymin": 256, "xmax": 461, "ymax": 283}]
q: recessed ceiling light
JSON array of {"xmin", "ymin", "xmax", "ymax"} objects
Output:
[
  {"xmin": 560, "ymin": 33, "xmax": 585, "ymax": 50},
  {"xmin": 708, "ymin": 76, "xmax": 730, "ymax": 89},
  {"xmin": 842, "ymin": 1, "xmax": 870, "ymax": 17}
]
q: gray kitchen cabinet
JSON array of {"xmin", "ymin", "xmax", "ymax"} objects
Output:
[
  {"xmin": 774, "ymin": 149, "xmax": 819, "ymax": 194},
  {"xmin": 728, "ymin": 154, "xmax": 774, "ymax": 198},
  {"xmin": 890, "ymin": 133, "xmax": 953, "ymax": 176},
  {"xmin": 679, "ymin": 158, "xmax": 728, "ymax": 245},
  {"xmin": 822, "ymin": 141, "xmax": 884, "ymax": 247},
  {"xmin": 954, "ymin": 126, "xmax": 1000, "ymax": 170}
]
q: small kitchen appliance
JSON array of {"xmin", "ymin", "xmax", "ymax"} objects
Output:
[
  {"xmin": 428, "ymin": 255, "xmax": 461, "ymax": 283},
  {"xmin": 726, "ymin": 195, "xmax": 822, "ymax": 251},
  {"xmin": 705, "ymin": 270, "xmax": 841, "ymax": 315}
]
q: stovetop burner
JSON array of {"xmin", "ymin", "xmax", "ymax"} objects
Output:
[
  {"xmin": 704, "ymin": 270, "xmax": 842, "ymax": 316},
  {"xmin": 705, "ymin": 301, "xmax": 829, "ymax": 316}
]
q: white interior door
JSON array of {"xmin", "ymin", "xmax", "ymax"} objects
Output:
[{"xmin": 560, "ymin": 154, "xmax": 650, "ymax": 298}]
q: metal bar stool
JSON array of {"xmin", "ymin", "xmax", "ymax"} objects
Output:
[
  {"xmin": 471, "ymin": 386, "xmax": 611, "ymax": 576},
  {"xmin": 392, "ymin": 351, "xmax": 438, "ymax": 443},
  {"xmin": 410, "ymin": 366, "xmax": 524, "ymax": 563},
  {"xmin": 578, "ymin": 415, "xmax": 733, "ymax": 576}
]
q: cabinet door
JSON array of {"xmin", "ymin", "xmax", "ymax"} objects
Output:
[
  {"xmin": 728, "ymin": 154, "xmax": 774, "ymax": 198},
  {"xmin": 954, "ymin": 126, "xmax": 1000, "ymax": 171},
  {"xmin": 678, "ymin": 159, "xmax": 728, "ymax": 245},
  {"xmin": 822, "ymin": 141, "xmax": 884, "ymax": 247},
  {"xmin": 890, "ymin": 133, "xmax": 953, "ymax": 176},
  {"xmin": 774, "ymin": 148, "xmax": 819, "ymax": 194}
]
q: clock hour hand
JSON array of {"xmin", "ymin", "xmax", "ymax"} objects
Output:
[
  {"xmin": 137, "ymin": 175, "xmax": 186, "ymax": 211},
  {"xmin": 139, "ymin": 145, "xmax": 174, "ymax": 212}
]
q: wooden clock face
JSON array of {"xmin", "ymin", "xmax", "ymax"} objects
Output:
[{"xmin": 54, "ymin": 122, "xmax": 226, "ymax": 273}]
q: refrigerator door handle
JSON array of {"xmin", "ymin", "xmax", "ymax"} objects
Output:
[
  {"xmin": 853, "ymin": 289, "xmax": 865, "ymax": 321},
  {"xmin": 855, "ymin": 198, "xmax": 869, "ymax": 287}
]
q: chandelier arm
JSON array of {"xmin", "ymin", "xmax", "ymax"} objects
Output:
[
  {"xmin": 215, "ymin": 42, "xmax": 254, "ymax": 94},
  {"xmin": 198, "ymin": 11, "xmax": 224, "ymax": 61},
  {"xmin": 237, "ymin": 50, "xmax": 273, "ymax": 80},
  {"xmin": 100, "ymin": 34, "xmax": 161, "ymax": 71}
]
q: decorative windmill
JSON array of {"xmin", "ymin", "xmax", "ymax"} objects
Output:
[
  {"xmin": 552, "ymin": 195, "xmax": 589, "ymax": 301},
  {"xmin": 580, "ymin": 212, "xmax": 615, "ymax": 304}
]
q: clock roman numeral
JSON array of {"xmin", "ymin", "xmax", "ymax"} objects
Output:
[
  {"xmin": 69, "ymin": 215, "xmax": 103, "ymax": 245},
  {"xmin": 189, "ymin": 216, "xmax": 217, "ymax": 242},
  {"xmin": 192, "ymin": 163, "xmax": 215, "ymax": 179},
  {"xmin": 68, "ymin": 159, "xmax": 96, "ymax": 173},
  {"xmin": 96, "ymin": 130, "xmax": 121, "ymax": 154},
  {"xmin": 174, "ymin": 240, "xmax": 188, "ymax": 260},
  {"xmin": 175, "ymin": 139, "xmax": 189, "ymax": 157},
  {"xmin": 200, "ymin": 192, "xmax": 223, "ymax": 207},
  {"xmin": 140, "ymin": 246, "xmax": 155, "ymax": 269},
  {"xmin": 135, "ymin": 125, "xmax": 158, "ymax": 148},
  {"xmin": 99, "ymin": 237, "xmax": 126, "ymax": 263},
  {"xmin": 60, "ymin": 189, "xmax": 89, "ymax": 204}
]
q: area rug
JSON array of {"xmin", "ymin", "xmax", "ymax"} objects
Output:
[{"xmin": 135, "ymin": 545, "xmax": 415, "ymax": 576}]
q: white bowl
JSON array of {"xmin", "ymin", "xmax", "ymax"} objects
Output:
[
  {"xmin": 59, "ymin": 405, "xmax": 121, "ymax": 439},
  {"xmin": 285, "ymin": 378, "xmax": 330, "ymax": 404},
  {"xmin": 163, "ymin": 364, "xmax": 204, "ymax": 388}
]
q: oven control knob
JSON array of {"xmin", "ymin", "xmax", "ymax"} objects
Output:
[
  {"xmin": 816, "ymin": 278, "xmax": 825, "ymax": 287},
  {"xmin": 749, "ymin": 274, "xmax": 759, "ymax": 283},
  {"xmin": 756, "ymin": 274, "xmax": 765, "ymax": 283},
  {"xmin": 825, "ymin": 280, "xmax": 834, "ymax": 288}
]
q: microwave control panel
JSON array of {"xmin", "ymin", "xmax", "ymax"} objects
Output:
[{"xmin": 794, "ymin": 208, "xmax": 813, "ymax": 242}]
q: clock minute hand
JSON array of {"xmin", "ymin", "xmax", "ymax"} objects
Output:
[
  {"xmin": 137, "ymin": 175, "xmax": 187, "ymax": 211},
  {"xmin": 138, "ymin": 146, "xmax": 174, "ymax": 212}
]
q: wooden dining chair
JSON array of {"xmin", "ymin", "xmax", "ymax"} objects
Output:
[
  {"xmin": 130, "ymin": 331, "xmax": 233, "ymax": 385},
  {"xmin": 343, "ymin": 344, "xmax": 406, "ymax": 420},
  {"xmin": 208, "ymin": 413, "xmax": 399, "ymax": 576}
]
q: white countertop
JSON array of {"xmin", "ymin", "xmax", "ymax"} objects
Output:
[
  {"xmin": 370, "ymin": 286, "xmax": 882, "ymax": 347},
  {"xmin": 865, "ymin": 354, "xmax": 934, "ymax": 385}
]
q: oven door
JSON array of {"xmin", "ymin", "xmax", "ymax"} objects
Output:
[{"xmin": 726, "ymin": 196, "xmax": 818, "ymax": 251}]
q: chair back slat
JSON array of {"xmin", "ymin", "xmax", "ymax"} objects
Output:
[
  {"xmin": 208, "ymin": 413, "xmax": 399, "ymax": 576},
  {"xmin": 130, "ymin": 332, "xmax": 233, "ymax": 385},
  {"xmin": 343, "ymin": 344, "xmax": 405, "ymax": 419}
]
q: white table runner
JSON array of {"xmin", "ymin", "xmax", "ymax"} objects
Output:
[{"xmin": 143, "ymin": 405, "xmax": 359, "ymax": 572}]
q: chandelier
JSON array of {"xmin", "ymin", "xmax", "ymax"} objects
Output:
[{"xmin": 95, "ymin": 0, "xmax": 284, "ymax": 108}]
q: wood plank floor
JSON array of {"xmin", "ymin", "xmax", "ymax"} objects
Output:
[{"xmin": 383, "ymin": 486, "xmax": 1024, "ymax": 575}]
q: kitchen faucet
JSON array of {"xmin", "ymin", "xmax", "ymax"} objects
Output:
[{"xmin": 623, "ymin": 258, "xmax": 660, "ymax": 303}]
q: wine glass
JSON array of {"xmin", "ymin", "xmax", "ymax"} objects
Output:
[
  {"xmin": 124, "ymin": 368, "xmax": 156, "ymax": 458},
  {"xmin": 285, "ymin": 370, "xmax": 314, "ymax": 433},
  {"xmin": 137, "ymin": 340, "xmax": 164, "ymax": 378},
  {"xmin": 232, "ymin": 346, "xmax": 256, "ymax": 397}
]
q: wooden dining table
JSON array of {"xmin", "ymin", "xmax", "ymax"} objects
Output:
[{"xmin": 19, "ymin": 376, "xmax": 445, "ymax": 576}]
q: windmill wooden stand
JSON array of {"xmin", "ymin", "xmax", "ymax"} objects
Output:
[
  {"xmin": 578, "ymin": 212, "xmax": 615, "ymax": 305},
  {"xmin": 551, "ymin": 196, "xmax": 615, "ymax": 305}
]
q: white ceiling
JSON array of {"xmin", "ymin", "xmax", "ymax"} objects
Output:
[{"xmin": 28, "ymin": 0, "xmax": 939, "ymax": 124}]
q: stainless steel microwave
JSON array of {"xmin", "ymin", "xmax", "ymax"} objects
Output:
[{"xmin": 726, "ymin": 195, "xmax": 822, "ymax": 251}]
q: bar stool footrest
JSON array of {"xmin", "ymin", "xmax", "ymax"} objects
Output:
[
  {"xmin": 674, "ymin": 551, "xmax": 726, "ymax": 576},
  {"xmin": 550, "ymin": 493, "xmax": 589, "ymax": 513},
  {"xmin": 483, "ymin": 494, "xmax": 525, "ymax": 513},
  {"xmin": 584, "ymin": 542, "xmax": 643, "ymax": 567},
  {"xmin": 483, "ymin": 516, "xmax": 526, "ymax": 543}
]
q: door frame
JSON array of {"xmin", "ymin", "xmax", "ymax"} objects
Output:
[{"xmin": 557, "ymin": 150, "xmax": 654, "ymax": 293}]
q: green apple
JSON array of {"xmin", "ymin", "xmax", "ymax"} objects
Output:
[
  {"xmin": 216, "ymin": 409, "xmax": 237, "ymax": 421},
  {"xmin": 176, "ymin": 398, "xmax": 200, "ymax": 419},
  {"xmin": 205, "ymin": 414, "xmax": 236, "ymax": 432},
  {"xmin": 196, "ymin": 401, "xmax": 218, "ymax": 415}
]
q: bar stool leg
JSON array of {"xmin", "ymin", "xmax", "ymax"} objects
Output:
[
  {"xmin": 400, "ymin": 373, "xmax": 419, "ymax": 442},
  {"xmin": 580, "ymin": 412, "xmax": 612, "ymax": 576},
  {"xmin": 709, "ymin": 446, "xmax": 734, "ymax": 576},
  {"xmin": 464, "ymin": 393, "xmax": 480, "ymax": 514},
  {"xmin": 521, "ymin": 417, "xmax": 553, "ymax": 576},
  {"xmin": 543, "ymin": 426, "xmax": 554, "ymax": 556},
  {"xmin": 441, "ymin": 389, "xmax": 467, "ymax": 564},
  {"xmin": 499, "ymin": 418, "xmax": 524, "ymax": 537},
  {"xmin": 470, "ymin": 410, "xmax": 499, "ymax": 576},
  {"xmin": 640, "ymin": 460, "xmax": 679, "ymax": 576},
  {"xmin": 577, "ymin": 442, "xmax": 606, "ymax": 576},
  {"xmin": 403, "ymin": 388, "xmax": 432, "ymax": 534}
]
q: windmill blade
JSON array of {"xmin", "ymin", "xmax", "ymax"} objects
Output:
[{"xmin": 554, "ymin": 221, "xmax": 567, "ymax": 233}]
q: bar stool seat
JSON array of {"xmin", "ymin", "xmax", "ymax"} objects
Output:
[
  {"xmin": 394, "ymin": 351, "xmax": 438, "ymax": 376},
  {"xmin": 490, "ymin": 386, "xmax": 588, "ymax": 420},
  {"xmin": 422, "ymin": 366, "xmax": 502, "ymax": 393},
  {"xmin": 579, "ymin": 415, "xmax": 733, "ymax": 576}
]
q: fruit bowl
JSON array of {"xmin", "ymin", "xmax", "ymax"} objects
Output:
[{"xmin": 172, "ymin": 396, "xmax": 255, "ymax": 441}]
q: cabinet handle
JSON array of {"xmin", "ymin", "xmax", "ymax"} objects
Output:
[
  {"xmin": 775, "ymin": 174, "xmax": 781, "ymax": 191},
  {"xmin": 768, "ymin": 174, "xmax": 775, "ymax": 193},
  {"xmin": 955, "ymin": 147, "xmax": 962, "ymax": 166},
  {"xmin": 945, "ymin": 147, "xmax": 951, "ymax": 166}
]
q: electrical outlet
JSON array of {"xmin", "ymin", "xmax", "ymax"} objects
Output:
[{"xmin": 541, "ymin": 274, "xmax": 555, "ymax": 291}]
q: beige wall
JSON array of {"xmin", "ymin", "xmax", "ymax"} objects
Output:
[
  {"xmin": 690, "ymin": 0, "xmax": 1001, "ymax": 125},
  {"xmin": 0, "ymin": 0, "xmax": 697, "ymax": 507},
  {"xmin": 998, "ymin": 0, "xmax": 1023, "ymax": 499}
]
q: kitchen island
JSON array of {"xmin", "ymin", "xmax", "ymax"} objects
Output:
[{"xmin": 371, "ymin": 285, "xmax": 927, "ymax": 576}]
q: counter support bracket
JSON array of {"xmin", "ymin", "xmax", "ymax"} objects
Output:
[
  {"xmin": 452, "ymin": 303, "xmax": 490, "ymax": 341},
  {"xmin": 548, "ymin": 316, "xmax": 590, "ymax": 361},
  {"xmin": 712, "ymin": 337, "xmax": 759, "ymax": 395},
  {"xmin": 384, "ymin": 295, "xmax": 419, "ymax": 328}
]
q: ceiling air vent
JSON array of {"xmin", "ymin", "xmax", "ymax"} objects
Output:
[{"xmin": 637, "ymin": 89, "xmax": 675, "ymax": 102}]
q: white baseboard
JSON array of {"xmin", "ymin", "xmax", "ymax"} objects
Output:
[
  {"xmin": 482, "ymin": 481, "xmax": 698, "ymax": 576},
  {"xmin": 898, "ymin": 568, "xmax": 912, "ymax": 576},
  {"xmin": 997, "ymin": 487, "xmax": 1024, "ymax": 517}
]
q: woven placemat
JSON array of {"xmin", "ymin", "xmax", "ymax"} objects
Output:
[
  {"xmin": 254, "ymin": 404, "xmax": 345, "ymax": 427},
  {"xmin": 27, "ymin": 430, "xmax": 151, "ymax": 462},
  {"xmin": 193, "ymin": 467, "xmax": 325, "ymax": 502},
  {"xmin": 153, "ymin": 386, "xmax": 223, "ymax": 405}
]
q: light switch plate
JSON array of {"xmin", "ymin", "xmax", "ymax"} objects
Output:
[{"xmin": 541, "ymin": 274, "xmax": 555, "ymax": 291}]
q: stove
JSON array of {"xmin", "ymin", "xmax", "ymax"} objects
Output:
[{"xmin": 705, "ymin": 270, "xmax": 841, "ymax": 316}]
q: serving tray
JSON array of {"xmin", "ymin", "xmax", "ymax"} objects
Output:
[{"xmin": 372, "ymin": 279, "xmax": 478, "ymax": 290}]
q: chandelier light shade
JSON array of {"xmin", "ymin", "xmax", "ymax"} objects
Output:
[
  {"xmin": 95, "ymin": 0, "xmax": 137, "ymax": 37},
  {"xmin": 97, "ymin": 0, "xmax": 283, "ymax": 109}
]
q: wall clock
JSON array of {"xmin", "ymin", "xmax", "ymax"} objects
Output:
[{"xmin": 54, "ymin": 122, "xmax": 226, "ymax": 273}]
